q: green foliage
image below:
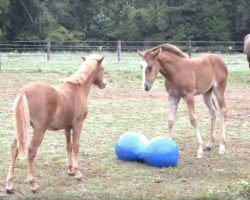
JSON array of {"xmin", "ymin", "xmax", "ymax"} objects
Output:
[
  {"xmin": 0, "ymin": 0, "xmax": 250, "ymax": 41},
  {"xmin": 48, "ymin": 26, "xmax": 85, "ymax": 41},
  {"xmin": 0, "ymin": 28, "xmax": 3, "ymax": 40},
  {"xmin": 16, "ymin": 31, "xmax": 40, "ymax": 41},
  {"xmin": 0, "ymin": 0, "xmax": 9, "ymax": 40},
  {"xmin": 89, "ymin": 11, "xmax": 112, "ymax": 40},
  {"xmin": 108, "ymin": 4, "xmax": 153, "ymax": 40},
  {"xmin": 234, "ymin": 0, "xmax": 250, "ymax": 40}
]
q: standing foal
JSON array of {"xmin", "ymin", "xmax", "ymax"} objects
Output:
[
  {"xmin": 138, "ymin": 44, "xmax": 228, "ymax": 158},
  {"xmin": 6, "ymin": 54, "xmax": 106, "ymax": 193}
]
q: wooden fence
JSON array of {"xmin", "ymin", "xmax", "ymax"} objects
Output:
[{"xmin": 0, "ymin": 40, "xmax": 246, "ymax": 63}]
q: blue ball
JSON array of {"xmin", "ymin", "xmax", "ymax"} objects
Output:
[
  {"xmin": 141, "ymin": 137, "xmax": 179, "ymax": 167},
  {"xmin": 115, "ymin": 132, "xmax": 148, "ymax": 161}
]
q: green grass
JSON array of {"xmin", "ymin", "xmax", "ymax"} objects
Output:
[{"xmin": 0, "ymin": 52, "xmax": 249, "ymax": 199}]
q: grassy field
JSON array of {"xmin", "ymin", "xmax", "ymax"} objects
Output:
[{"xmin": 0, "ymin": 52, "xmax": 249, "ymax": 200}]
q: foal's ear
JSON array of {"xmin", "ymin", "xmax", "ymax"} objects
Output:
[
  {"xmin": 137, "ymin": 50, "xmax": 145, "ymax": 57},
  {"xmin": 97, "ymin": 56, "xmax": 105, "ymax": 64},
  {"xmin": 150, "ymin": 47, "xmax": 161, "ymax": 58},
  {"xmin": 81, "ymin": 56, "xmax": 86, "ymax": 61}
]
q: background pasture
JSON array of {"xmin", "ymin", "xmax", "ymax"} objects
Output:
[{"xmin": 0, "ymin": 51, "xmax": 249, "ymax": 199}]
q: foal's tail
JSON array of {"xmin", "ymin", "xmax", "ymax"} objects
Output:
[{"xmin": 13, "ymin": 92, "xmax": 30, "ymax": 159}]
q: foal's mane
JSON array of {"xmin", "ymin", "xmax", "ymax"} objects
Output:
[
  {"xmin": 244, "ymin": 34, "xmax": 250, "ymax": 41},
  {"xmin": 64, "ymin": 54, "xmax": 102, "ymax": 85},
  {"xmin": 149, "ymin": 43, "xmax": 187, "ymax": 58}
]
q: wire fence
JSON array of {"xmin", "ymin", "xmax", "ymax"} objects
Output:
[
  {"xmin": 0, "ymin": 40, "xmax": 245, "ymax": 52},
  {"xmin": 0, "ymin": 40, "xmax": 248, "ymax": 71}
]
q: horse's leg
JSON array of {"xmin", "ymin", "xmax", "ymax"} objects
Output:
[
  {"xmin": 247, "ymin": 56, "xmax": 250, "ymax": 68},
  {"xmin": 72, "ymin": 122, "xmax": 83, "ymax": 180},
  {"xmin": 65, "ymin": 127, "xmax": 74, "ymax": 175},
  {"xmin": 168, "ymin": 95, "xmax": 180, "ymax": 139},
  {"xmin": 27, "ymin": 127, "xmax": 46, "ymax": 192},
  {"xmin": 184, "ymin": 94, "xmax": 204, "ymax": 158},
  {"xmin": 6, "ymin": 139, "xmax": 18, "ymax": 193},
  {"xmin": 213, "ymin": 86, "xmax": 227, "ymax": 155},
  {"xmin": 203, "ymin": 91, "xmax": 216, "ymax": 151}
]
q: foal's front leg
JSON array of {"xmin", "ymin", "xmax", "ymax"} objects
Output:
[
  {"xmin": 185, "ymin": 95, "xmax": 204, "ymax": 158},
  {"xmin": 65, "ymin": 127, "xmax": 74, "ymax": 175},
  {"xmin": 167, "ymin": 95, "xmax": 180, "ymax": 139},
  {"xmin": 72, "ymin": 122, "xmax": 83, "ymax": 180}
]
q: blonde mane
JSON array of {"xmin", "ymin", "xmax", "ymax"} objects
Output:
[
  {"xmin": 149, "ymin": 43, "xmax": 187, "ymax": 58},
  {"xmin": 244, "ymin": 34, "xmax": 250, "ymax": 41},
  {"xmin": 64, "ymin": 54, "xmax": 103, "ymax": 85}
]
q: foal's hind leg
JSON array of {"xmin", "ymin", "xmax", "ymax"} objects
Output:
[
  {"xmin": 27, "ymin": 127, "xmax": 46, "ymax": 192},
  {"xmin": 213, "ymin": 86, "xmax": 227, "ymax": 155},
  {"xmin": 6, "ymin": 139, "xmax": 18, "ymax": 193},
  {"xmin": 184, "ymin": 94, "xmax": 204, "ymax": 158},
  {"xmin": 65, "ymin": 127, "xmax": 74, "ymax": 175},
  {"xmin": 203, "ymin": 91, "xmax": 216, "ymax": 151}
]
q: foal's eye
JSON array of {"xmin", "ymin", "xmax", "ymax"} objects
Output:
[{"xmin": 148, "ymin": 66, "xmax": 153, "ymax": 72}]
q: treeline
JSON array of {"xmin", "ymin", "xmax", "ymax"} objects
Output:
[{"xmin": 0, "ymin": 0, "xmax": 250, "ymax": 42}]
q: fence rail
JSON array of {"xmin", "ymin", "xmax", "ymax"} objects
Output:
[
  {"xmin": 0, "ymin": 40, "xmax": 245, "ymax": 53},
  {"xmin": 0, "ymin": 40, "xmax": 247, "ymax": 70}
]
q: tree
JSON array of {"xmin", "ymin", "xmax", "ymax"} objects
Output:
[
  {"xmin": 89, "ymin": 11, "xmax": 112, "ymax": 40},
  {"xmin": 6, "ymin": 0, "xmax": 50, "ymax": 40},
  {"xmin": 0, "ymin": 0, "xmax": 9, "ymax": 40},
  {"xmin": 1, "ymin": 0, "xmax": 249, "ymax": 41},
  {"xmin": 234, "ymin": 0, "xmax": 250, "ymax": 40}
]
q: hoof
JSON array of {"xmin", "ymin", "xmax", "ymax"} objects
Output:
[
  {"xmin": 219, "ymin": 144, "xmax": 225, "ymax": 155},
  {"xmin": 197, "ymin": 146, "xmax": 204, "ymax": 159},
  {"xmin": 67, "ymin": 166, "xmax": 75, "ymax": 176},
  {"xmin": 68, "ymin": 171, "xmax": 75, "ymax": 176},
  {"xmin": 6, "ymin": 188, "xmax": 14, "ymax": 194},
  {"xmin": 75, "ymin": 171, "xmax": 83, "ymax": 181},
  {"xmin": 219, "ymin": 149, "xmax": 225, "ymax": 155},
  {"xmin": 75, "ymin": 177, "xmax": 83, "ymax": 181},
  {"xmin": 196, "ymin": 154, "xmax": 203, "ymax": 159},
  {"xmin": 31, "ymin": 184, "xmax": 39, "ymax": 193},
  {"xmin": 204, "ymin": 145, "xmax": 212, "ymax": 152},
  {"xmin": 196, "ymin": 150, "xmax": 203, "ymax": 159},
  {"xmin": 75, "ymin": 175, "xmax": 83, "ymax": 181}
]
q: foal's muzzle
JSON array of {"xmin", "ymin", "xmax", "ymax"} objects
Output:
[
  {"xmin": 144, "ymin": 82, "xmax": 152, "ymax": 91},
  {"xmin": 99, "ymin": 79, "xmax": 107, "ymax": 89},
  {"xmin": 144, "ymin": 84, "xmax": 149, "ymax": 91}
]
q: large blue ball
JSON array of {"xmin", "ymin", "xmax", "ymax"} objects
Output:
[
  {"xmin": 115, "ymin": 132, "xmax": 148, "ymax": 161},
  {"xmin": 141, "ymin": 137, "xmax": 179, "ymax": 167}
]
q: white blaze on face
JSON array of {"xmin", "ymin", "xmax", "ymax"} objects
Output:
[
  {"xmin": 102, "ymin": 78, "xmax": 107, "ymax": 86},
  {"xmin": 141, "ymin": 60, "xmax": 148, "ymax": 88},
  {"xmin": 99, "ymin": 58, "xmax": 106, "ymax": 87}
]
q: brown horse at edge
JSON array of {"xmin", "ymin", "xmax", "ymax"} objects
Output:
[
  {"xmin": 6, "ymin": 54, "xmax": 106, "ymax": 193},
  {"xmin": 244, "ymin": 34, "xmax": 250, "ymax": 68},
  {"xmin": 138, "ymin": 43, "xmax": 228, "ymax": 159}
]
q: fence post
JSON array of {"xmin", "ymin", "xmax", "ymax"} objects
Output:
[
  {"xmin": 117, "ymin": 40, "xmax": 121, "ymax": 62},
  {"xmin": 47, "ymin": 38, "xmax": 51, "ymax": 61},
  {"xmin": 187, "ymin": 40, "xmax": 192, "ymax": 58}
]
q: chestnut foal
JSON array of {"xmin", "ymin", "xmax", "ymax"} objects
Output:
[
  {"xmin": 6, "ymin": 54, "xmax": 106, "ymax": 193},
  {"xmin": 138, "ymin": 44, "xmax": 228, "ymax": 159}
]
